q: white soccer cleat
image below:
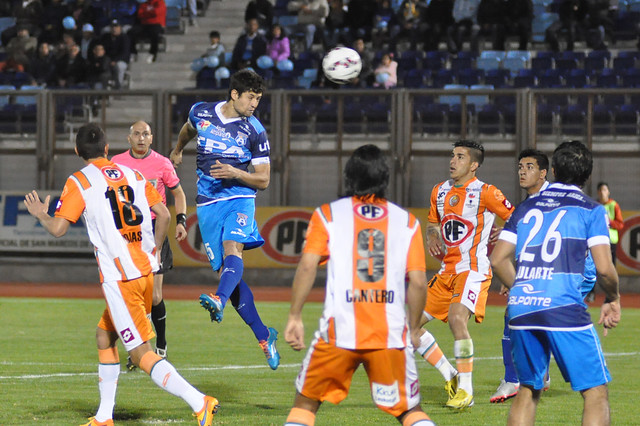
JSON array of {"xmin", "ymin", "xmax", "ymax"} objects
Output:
[{"xmin": 490, "ymin": 379, "xmax": 520, "ymax": 403}]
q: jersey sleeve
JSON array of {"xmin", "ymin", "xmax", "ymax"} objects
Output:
[
  {"xmin": 161, "ymin": 156, "xmax": 181, "ymax": 190},
  {"xmin": 248, "ymin": 116, "xmax": 270, "ymax": 164},
  {"xmin": 54, "ymin": 177, "xmax": 85, "ymax": 223},
  {"xmin": 484, "ymin": 184, "xmax": 514, "ymax": 220},
  {"xmin": 303, "ymin": 206, "xmax": 330, "ymax": 257},
  {"xmin": 406, "ymin": 217, "xmax": 426, "ymax": 272},
  {"xmin": 145, "ymin": 181, "xmax": 163, "ymax": 207},
  {"xmin": 187, "ymin": 101, "xmax": 204, "ymax": 129},
  {"xmin": 588, "ymin": 204, "xmax": 612, "ymax": 248},
  {"xmin": 427, "ymin": 184, "xmax": 440, "ymax": 224}
]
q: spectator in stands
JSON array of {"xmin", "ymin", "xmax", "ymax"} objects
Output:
[
  {"xmin": 373, "ymin": 51, "xmax": 398, "ymax": 89},
  {"xmin": 187, "ymin": 0, "xmax": 198, "ymax": 26},
  {"xmin": 6, "ymin": 26, "xmax": 38, "ymax": 69},
  {"xmin": 39, "ymin": 0, "xmax": 69, "ymax": 45},
  {"xmin": 86, "ymin": 43, "xmax": 112, "ymax": 89},
  {"xmin": 345, "ymin": 0, "xmax": 376, "ymax": 42},
  {"xmin": 29, "ymin": 42, "xmax": 58, "ymax": 87},
  {"xmin": 505, "ymin": 0, "xmax": 533, "ymax": 50},
  {"xmin": 1, "ymin": 0, "xmax": 43, "ymax": 47},
  {"xmin": 545, "ymin": 0, "xmax": 590, "ymax": 52},
  {"xmin": 324, "ymin": 0, "xmax": 350, "ymax": 49},
  {"xmin": 55, "ymin": 42, "xmax": 87, "ymax": 87},
  {"xmin": 245, "ymin": 0, "xmax": 274, "ymax": 31},
  {"xmin": 80, "ymin": 23, "xmax": 98, "ymax": 60},
  {"xmin": 287, "ymin": 0, "xmax": 329, "ymax": 51},
  {"xmin": 588, "ymin": 0, "xmax": 613, "ymax": 49},
  {"xmin": 205, "ymin": 30, "xmax": 226, "ymax": 63},
  {"xmin": 100, "ymin": 19, "xmax": 130, "ymax": 88},
  {"xmin": 371, "ymin": 0, "xmax": 399, "ymax": 50},
  {"xmin": 129, "ymin": 0, "xmax": 166, "ymax": 63},
  {"xmin": 67, "ymin": 0, "xmax": 97, "ymax": 29},
  {"xmin": 0, "ymin": 56, "xmax": 27, "ymax": 73},
  {"xmin": 231, "ymin": 18, "xmax": 267, "ymax": 70},
  {"xmin": 351, "ymin": 37, "xmax": 374, "ymax": 87},
  {"xmin": 110, "ymin": 0, "xmax": 138, "ymax": 33},
  {"xmin": 391, "ymin": 0, "xmax": 427, "ymax": 51},
  {"xmin": 447, "ymin": 0, "xmax": 481, "ymax": 53},
  {"xmin": 266, "ymin": 24, "xmax": 291, "ymax": 63},
  {"xmin": 423, "ymin": 0, "xmax": 454, "ymax": 51},
  {"xmin": 477, "ymin": 0, "xmax": 507, "ymax": 50}
]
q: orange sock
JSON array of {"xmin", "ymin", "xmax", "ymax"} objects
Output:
[
  {"xmin": 139, "ymin": 351, "xmax": 162, "ymax": 374},
  {"xmin": 285, "ymin": 407, "xmax": 316, "ymax": 426},
  {"xmin": 98, "ymin": 347, "xmax": 119, "ymax": 364},
  {"xmin": 423, "ymin": 342, "xmax": 445, "ymax": 366}
]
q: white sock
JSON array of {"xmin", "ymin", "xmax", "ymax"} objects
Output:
[
  {"xmin": 417, "ymin": 331, "xmax": 457, "ymax": 381},
  {"xmin": 149, "ymin": 359, "xmax": 205, "ymax": 412},
  {"xmin": 95, "ymin": 363, "xmax": 120, "ymax": 422}
]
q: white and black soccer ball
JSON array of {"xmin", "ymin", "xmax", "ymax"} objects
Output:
[{"xmin": 322, "ymin": 47, "xmax": 362, "ymax": 84}]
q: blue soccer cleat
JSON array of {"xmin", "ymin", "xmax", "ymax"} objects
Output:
[
  {"xmin": 259, "ymin": 327, "xmax": 280, "ymax": 370},
  {"xmin": 199, "ymin": 293, "xmax": 223, "ymax": 323}
]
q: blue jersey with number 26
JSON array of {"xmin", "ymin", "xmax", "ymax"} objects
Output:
[
  {"xmin": 500, "ymin": 183, "xmax": 610, "ymax": 330},
  {"xmin": 188, "ymin": 101, "xmax": 270, "ymax": 205}
]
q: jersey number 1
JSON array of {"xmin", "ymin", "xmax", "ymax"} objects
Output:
[{"xmin": 105, "ymin": 185, "xmax": 143, "ymax": 229}]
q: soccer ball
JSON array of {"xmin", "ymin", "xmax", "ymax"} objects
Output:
[{"xmin": 322, "ymin": 47, "xmax": 362, "ymax": 84}]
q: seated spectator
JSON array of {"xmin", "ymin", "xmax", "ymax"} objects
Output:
[
  {"xmin": 478, "ymin": 0, "xmax": 507, "ymax": 50},
  {"xmin": 423, "ymin": 0, "xmax": 453, "ymax": 51},
  {"xmin": 6, "ymin": 26, "xmax": 38, "ymax": 69},
  {"xmin": 287, "ymin": 0, "xmax": 329, "ymax": 51},
  {"xmin": 38, "ymin": 0, "xmax": 69, "ymax": 45},
  {"xmin": 324, "ymin": 0, "xmax": 351, "ymax": 49},
  {"xmin": 110, "ymin": 0, "xmax": 138, "ymax": 33},
  {"xmin": 29, "ymin": 42, "xmax": 58, "ymax": 86},
  {"xmin": 390, "ymin": 0, "xmax": 427, "ymax": 51},
  {"xmin": 128, "ymin": 0, "xmax": 166, "ymax": 63},
  {"xmin": 79, "ymin": 23, "xmax": 98, "ymax": 60},
  {"xmin": 0, "ymin": 56, "xmax": 28, "ymax": 73},
  {"xmin": 55, "ymin": 42, "xmax": 86, "ymax": 87},
  {"xmin": 545, "ymin": 0, "xmax": 589, "ymax": 51},
  {"xmin": 68, "ymin": 0, "xmax": 97, "ymax": 29},
  {"xmin": 100, "ymin": 19, "xmax": 130, "ymax": 88},
  {"xmin": 373, "ymin": 51, "xmax": 397, "ymax": 88},
  {"xmin": 245, "ymin": 0, "xmax": 274, "ymax": 31},
  {"xmin": 266, "ymin": 24, "xmax": 291, "ymax": 63},
  {"xmin": 447, "ymin": 0, "xmax": 481, "ymax": 53},
  {"xmin": 351, "ymin": 37, "xmax": 374, "ymax": 87},
  {"xmin": 86, "ymin": 43, "xmax": 112, "ymax": 89},
  {"xmin": 371, "ymin": 0, "xmax": 399, "ymax": 50},
  {"xmin": 1, "ymin": 0, "xmax": 43, "ymax": 47},
  {"xmin": 505, "ymin": 0, "xmax": 533, "ymax": 50},
  {"xmin": 231, "ymin": 18, "xmax": 267, "ymax": 70},
  {"xmin": 191, "ymin": 30, "xmax": 226, "ymax": 72}
]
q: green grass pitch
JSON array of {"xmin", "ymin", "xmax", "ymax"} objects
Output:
[{"xmin": 0, "ymin": 297, "xmax": 637, "ymax": 425}]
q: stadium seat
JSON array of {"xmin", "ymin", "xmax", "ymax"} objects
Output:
[
  {"xmin": 477, "ymin": 104, "xmax": 502, "ymax": 135},
  {"xmin": 613, "ymin": 57, "xmax": 636, "ymax": 72},
  {"xmin": 536, "ymin": 102, "xmax": 555, "ymax": 135},
  {"xmin": 584, "ymin": 57, "xmax": 607, "ymax": 76},
  {"xmin": 565, "ymin": 69, "xmax": 588, "ymax": 88},
  {"xmin": 430, "ymin": 69, "xmax": 454, "ymax": 88},
  {"xmin": 468, "ymin": 84, "xmax": 494, "ymax": 108},
  {"xmin": 614, "ymin": 104, "xmax": 639, "ymax": 135},
  {"xmin": 623, "ymin": 69, "xmax": 640, "ymax": 87},
  {"xmin": 560, "ymin": 104, "xmax": 587, "ymax": 136},
  {"xmin": 440, "ymin": 84, "xmax": 467, "ymax": 105},
  {"xmin": 196, "ymin": 67, "xmax": 218, "ymax": 89},
  {"xmin": 538, "ymin": 69, "xmax": 563, "ymax": 88},
  {"xmin": 480, "ymin": 50, "xmax": 507, "ymax": 61},
  {"xmin": 555, "ymin": 58, "xmax": 578, "ymax": 70},
  {"xmin": 315, "ymin": 103, "xmax": 338, "ymax": 133},
  {"xmin": 592, "ymin": 103, "xmax": 613, "ymax": 135},
  {"xmin": 476, "ymin": 56, "xmax": 502, "ymax": 71},
  {"xmin": 404, "ymin": 69, "xmax": 427, "ymax": 88},
  {"xmin": 587, "ymin": 50, "xmax": 611, "ymax": 62},
  {"xmin": 343, "ymin": 101, "xmax": 365, "ymax": 133},
  {"xmin": 450, "ymin": 57, "xmax": 473, "ymax": 71},
  {"xmin": 456, "ymin": 68, "xmax": 484, "ymax": 86},
  {"xmin": 503, "ymin": 57, "xmax": 529, "ymax": 77},
  {"xmin": 500, "ymin": 102, "xmax": 517, "ymax": 134},
  {"xmin": 513, "ymin": 74, "xmax": 536, "ymax": 88},
  {"xmin": 484, "ymin": 69, "xmax": 510, "ymax": 87},
  {"xmin": 595, "ymin": 68, "xmax": 618, "ymax": 87},
  {"xmin": 531, "ymin": 56, "xmax": 554, "ymax": 72},
  {"xmin": 364, "ymin": 102, "xmax": 391, "ymax": 134},
  {"xmin": 417, "ymin": 102, "xmax": 449, "ymax": 134}
]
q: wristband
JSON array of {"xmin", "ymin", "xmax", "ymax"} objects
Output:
[{"xmin": 176, "ymin": 213, "xmax": 187, "ymax": 228}]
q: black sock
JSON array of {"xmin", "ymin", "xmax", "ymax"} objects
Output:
[{"xmin": 151, "ymin": 300, "xmax": 167, "ymax": 350}]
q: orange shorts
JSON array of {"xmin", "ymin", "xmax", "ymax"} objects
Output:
[
  {"xmin": 296, "ymin": 335, "xmax": 421, "ymax": 417},
  {"xmin": 98, "ymin": 273, "xmax": 155, "ymax": 351},
  {"xmin": 425, "ymin": 270, "xmax": 491, "ymax": 323}
]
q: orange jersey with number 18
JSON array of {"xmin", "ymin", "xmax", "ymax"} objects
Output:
[
  {"xmin": 303, "ymin": 196, "xmax": 426, "ymax": 350},
  {"xmin": 428, "ymin": 177, "xmax": 513, "ymax": 276},
  {"xmin": 54, "ymin": 158, "xmax": 162, "ymax": 283}
]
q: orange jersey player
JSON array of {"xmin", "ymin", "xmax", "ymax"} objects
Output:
[
  {"xmin": 23, "ymin": 123, "xmax": 219, "ymax": 426},
  {"xmin": 414, "ymin": 139, "xmax": 514, "ymax": 411},
  {"xmin": 284, "ymin": 144, "xmax": 435, "ymax": 426}
]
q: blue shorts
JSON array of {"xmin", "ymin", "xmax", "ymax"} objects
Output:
[
  {"xmin": 509, "ymin": 326, "xmax": 611, "ymax": 392},
  {"xmin": 197, "ymin": 197, "xmax": 264, "ymax": 271}
]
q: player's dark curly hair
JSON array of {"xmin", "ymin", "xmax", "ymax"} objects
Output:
[
  {"xmin": 228, "ymin": 69, "xmax": 266, "ymax": 100},
  {"xmin": 344, "ymin": 144, "xmax": 389, "ymax": 199},
  {"xmin": 75, "ymin": 123, "xmax": 106, "ymax": 160},
  {"xmin": 519, "ymin": 148, "xmax": 549, "ymax": 172},
  {"xmin": 552, "ymin": 140, "xmax": 592, "ymax": 187},
  {"xmin": 454, "ymin": 139, "xmax": 484, "ymax": 166}
]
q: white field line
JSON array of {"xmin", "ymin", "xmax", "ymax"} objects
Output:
[{"xmin": 1, "ymin": 352, "xmax": 638, "ymax": 381}]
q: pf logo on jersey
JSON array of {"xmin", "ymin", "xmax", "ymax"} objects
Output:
[
  {"xmin": 101, "ymin": 167, "xmax": 123, "ymax": 181},
  {"xmin": 354, "ymin": 203, "xmax": 388, "ymax": 221},
  {"xmin": 441, "ymin": 214, "xmax": 474, "ymax": 247}
]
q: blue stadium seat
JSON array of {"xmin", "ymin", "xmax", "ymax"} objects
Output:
[
  {"xmin": 565, "ymin": 69, "xmax": 588, "ymax": 88},
  {"xmin": 587, "ymin": 50, "xmax": 611, "ymax": 62},
  {"xmin": 450, "ymin": 57, "xmax": 473, "ymax": 71},
  {"xmin": 477, "ymin": 104, "xmax": 502, "ymax": 134},
  {"xmin": 468, "ymin": 84, "xmax": 494, "ymax": 108},
  {"xmin": 560, "ymin": 104, "xmax": 587, "ymax": 136},
  {"xmin": 196, "ymin": 67, "xmax": 218, "ymax": 89},
  {"xmin": 613, "ymin": 56, "xmax": 636, "ymax": 71},
  {"xmin": 614, "ymin": 104, "xmax": 639, "ymax": 135},
  {"xmin": 584, "ymin": 57, "xmax": 607, "ymax": 76},
  {"xmin": 404, "ymin": 69, "xmax": 427, "ymax": 88},
  {"xmin": 440, "ymin": 84, "xmax": 467, "ymax": 105},
  {"xmin": 538, "ymin": 69, "xmax": 563, "ymax": 87},
  {"xmin": 531, "ymin": 56, "xmax": 554, "ymax": 72},
  {"xmin": 416, "ymin": 102, "xmax": 449, "ymax": 134},
  {"xmin": 484, "ymin": 69, "xmax": 510, "ymax": 87},
  {"xmin": 480, "ymin": 50, "xmax": 506, "ymax": 61},
  {"xmin": 456, "ymin": 68, "xmax": 484, "ymax": 86},
  {"xmin": 315, "ymin": 103, "xmax": 338, "ymax": 133},
  {"xmin": 595, "ymin": 68, "xmax": 618, "ymax": 87},
  {"xmin": 513, "ymin": 74, "xmax": 536, "ymax": 88},
  {"xmin": 476, "ymin": 56, "xmax": 502, "ymax": 71},
  {"xmin": 503, "ymin": 56, "xmax": 528, "ymax": 77},
  {"xmin": 592, "ymin": 103, "xmax": 613, "ymax": 135},
  {"xmin": 343, "ymin": 101, "xmax": 365, "ymax": 133},
  {"xmin": 622, "ymin": 68, "xmax": 640, "ymax": 87},
  {"xmin": 364, "ymin": 102, "xmax": 391, "ymax": 134},
  {"xmin": 555, "ymin": 58, "xmax": 578, "ymax": 70},
  {"xmin": 536, "ymin": 102, "xmax": 555, "ymax": 135},
  {"xmin": 430, "ymin": 69, "xmax": 454, "ymax": 88}
]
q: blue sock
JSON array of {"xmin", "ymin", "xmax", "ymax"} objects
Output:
[
  {"xmin": 502, "ymin": 314, "xmax": 518, "ymax": 383},
  {"xmin": 229, "ymin": 279, "xmax": 269, "ymax": 342},
  {"xmin": 215, "ymin": 255, "xmax": 244, "ymax": 306}
]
